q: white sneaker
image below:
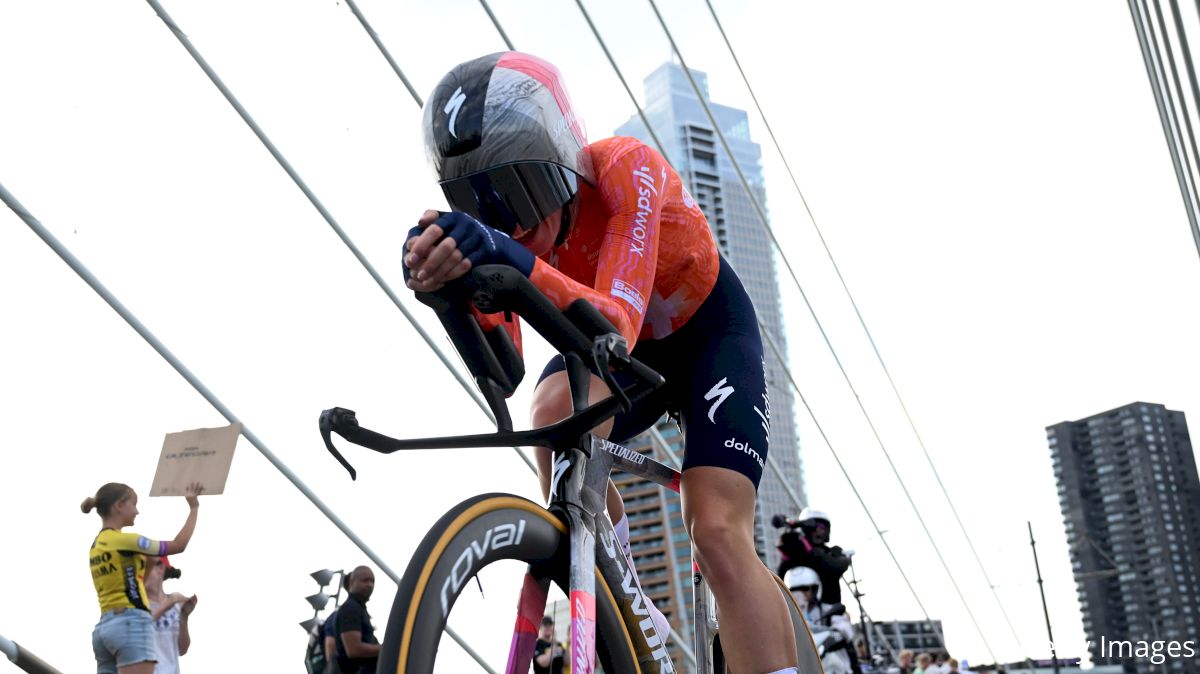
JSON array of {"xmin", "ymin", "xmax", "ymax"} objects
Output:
[{"xmin": 614, "ymin": 514, "xmax": 673, "ymax": 641}]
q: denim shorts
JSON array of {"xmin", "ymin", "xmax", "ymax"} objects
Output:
[{"xmin": 92, "ymin": 609, "xmax": 157, "ymax": 674}]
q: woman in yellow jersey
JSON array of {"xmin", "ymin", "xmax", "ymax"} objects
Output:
[{"xmin": 83, "ymin": 481, "xmax": 202, "ymax": 674}]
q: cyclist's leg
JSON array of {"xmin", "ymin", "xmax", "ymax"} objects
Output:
[
  {"xmin": 530, "ymin": 367, "xmax": 613, "ymax": 501},
  {"xmin": 683, "ymin": 467, "xmax": 796, "ymax": 673},
  {"xmin": 531, "ymin": 355, "xmax": 675, "ymax": 641},
  {"xmin": 529, "ymin": 356, "xmax": 670, "ymax": 506},
  {"xmin": 674, "ymin": 256, "xmax": 798, "ymax": 672}
]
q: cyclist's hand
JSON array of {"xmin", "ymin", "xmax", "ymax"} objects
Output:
[
  {"xmin": 405, "ymin": 210, "xmax": 471, "ymax": 292},
  {"xmin": 405, "ymin": 210, "xmax": 535, "ymax": 292}
]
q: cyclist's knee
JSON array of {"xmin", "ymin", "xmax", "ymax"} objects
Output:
[
  {"xmin": 682, "ymin": 466, "xmax": 759, "ymax": 589},
  {"xmin": 529, "ymin": 370, "xmax": 615, "ymax": 436},
  {"xmin": 531, "ymin": 371, "xmax": 573, "ymax": 428},
  {"xmin": 690, "ymin": 516, "xmax": 755, "ymax": 588}
]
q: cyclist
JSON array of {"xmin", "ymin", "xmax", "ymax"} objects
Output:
[
  {"xmin": 83, "ymin": 481, "xmax": 202, "ymax": 674},
  {"xmin": 404, "ymin": 51, "xmax": 798, "ymax": 674}
]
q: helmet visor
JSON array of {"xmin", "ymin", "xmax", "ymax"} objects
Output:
[{"xmin": 440, "ymin": 162, "xmax": 578, "ymax": 236}]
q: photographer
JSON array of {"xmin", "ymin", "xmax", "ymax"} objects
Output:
[{"xmin": 773, "ymin": 507, "xmax": 851, "ymax": 604}]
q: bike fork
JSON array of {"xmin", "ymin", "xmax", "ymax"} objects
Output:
[{"xmin": 565, "ymin": 507, "xmax": 598, "ymax": 674}]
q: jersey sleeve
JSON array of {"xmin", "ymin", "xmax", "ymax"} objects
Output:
[
  {"xmin": 469, "ymin": 304, "xmax": 523, "ymax": 358},
  {"xmin": 106, "ymin": 531, "xmax": 169, "ymax": 556},
  {"xmin": 529, "ymin": 143, "xmax": 665, "ymax": 349}
]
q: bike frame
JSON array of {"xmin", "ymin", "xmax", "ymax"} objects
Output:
[{"xmin": 320, "ymin": 266, "xmax": 729, "ymax": 673}]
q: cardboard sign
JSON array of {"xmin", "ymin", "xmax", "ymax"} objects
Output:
[{"xmin": 149, "ymin": 423, "xmax": 241, "ymax": 497}]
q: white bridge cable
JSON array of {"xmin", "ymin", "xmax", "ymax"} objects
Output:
[
  {"xmin": 1128, "ymin": 0, "xmax": 1200, "ymax": 263},
  {"xmin": 477, "ymin": 0, "xmax": 516, "ymax": 50},
  {"xmin": 702, "ymin": 0, "xmax": 1027, "ymax": 656},
  {"xmin": 0, "ymin": 181, "xmax": 495, "ymax": 674},
  {"xmin": 1150, "ymin": 0, "xmax": 1200, "ymax": 208},
  {"xmin": 645, "ymin": 324, "xmax": 949, "ymax": 650},
  {"xmin": 758, "ymin": 323, "xmax": 948, "ymax": 649},
  {"xmin": 573, "ymin": 0, "xmax": 668, "ymax": 158},
  {"xmin": 550, "ymin": 0, "xmax": 953, "ymax": 654},
  {"xmin": 642, "ymin": 0, "xmax": 995, "ymax": 660},
  {"xmin": 141, "ymin": 0, "xmax": 535, "ymax": 476},
  {"xmin": 342, "ymin": 0, "xmax": 423, "ymax": 107}
]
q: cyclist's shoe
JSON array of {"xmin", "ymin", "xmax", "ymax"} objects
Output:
[{"xmin": 615, "ymin": 513, "xmax": 672, "ymax": 641}]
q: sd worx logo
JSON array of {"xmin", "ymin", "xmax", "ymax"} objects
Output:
[
  {"xmin": 598, "ymin": 527, "xmax": 674, "ymax": 670},
  {"xmin": 629, "ymin": 166, "xmax": 666, "ymax": 257}
]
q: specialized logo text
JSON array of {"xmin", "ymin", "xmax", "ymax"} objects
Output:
[{"xmin": 602, "ymin": 439, "xmax": 646, "ymax": 466}]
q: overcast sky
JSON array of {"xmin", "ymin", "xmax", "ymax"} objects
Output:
[{"xmin": 3, "ymin": 0, "xmax": 1199, "ymax": 671}]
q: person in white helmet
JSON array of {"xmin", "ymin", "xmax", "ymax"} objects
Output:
[
  {"xmin": 775, "ymin": 506, "xmax": 851, "ymax": 604},
  {"xmin": 785, "ymin": 566, "xmax": 855, "ymax": 674}
]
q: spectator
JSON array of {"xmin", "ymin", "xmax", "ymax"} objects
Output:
[
  {"xmin": 322, "ymin": 607, "xmax": 343, "ymax": 674},
  {"xmin": 898, "ymin": 649, "xmax": 915, "ymax": 674},
  {"xmin": 144, "ymin": 557, "xmax": 196, "ymax": 673},
  {"xmin": 915, "ymin": 653, "xmax": 933, "ymax": 674},
  {"xmin": 84, "ymin": 481, "xmax": 202, "ymax": 674},
  {"xmin": 335, "ymin": 566, "xmax": 379, "ymax": 674},
  {"xmin": 785, "ymin": 567, "xmax": 854, "ymax": 674},
  {"xmin": 931, "ymin": 653, "xmax": 949, "ymax": 674},
  {"xmin": 533, "ymin": 616, "xmax": 567, "ymax": 674},
  {"xmin": 948, "ymin": 658, "xmax": 961, "ymax": 674}
]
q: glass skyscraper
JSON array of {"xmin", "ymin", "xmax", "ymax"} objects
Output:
[{"xmin": 609, "ymin": 62, "xmax": 808, "ymax": 667}]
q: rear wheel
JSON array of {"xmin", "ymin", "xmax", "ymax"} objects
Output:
[
  {"xmin": 775, "ymin": 573, "xmax": 825, "ymax": 674},
  {"xmin": 378, "ymin": 493, "xmax": 643, "ymax": 673}
]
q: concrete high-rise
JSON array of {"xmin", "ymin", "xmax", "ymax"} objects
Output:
[
  {"xmin": 615, "ymin": 61, "xmax": 806, "ymax": 570},
  {"xmin": 1047, "ymin": 402, "xmax": 1200, "ymax": 673},
  {"xmin": 605, "ymin": 64, "xmax": 807, "ymax": 667}
]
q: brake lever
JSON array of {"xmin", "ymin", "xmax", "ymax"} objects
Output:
[
  {"xmin": 319, "ymin": 407, "xmax": 359, "ymax": 480},
  {"xmin": 592, "ymin": 334, "xmax": 632, "ymax": 412}
]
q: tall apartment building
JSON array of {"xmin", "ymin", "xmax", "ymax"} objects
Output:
[{"xmin": 1047, "ymin": 402, "xmax": 1200, "ymax": 673}]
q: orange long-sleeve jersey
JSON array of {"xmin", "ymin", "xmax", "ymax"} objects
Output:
[{"xmin": 475, "ymin": 136, "xmax": 720, "ymax": 370}]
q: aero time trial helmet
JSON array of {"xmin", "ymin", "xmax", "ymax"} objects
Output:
[{"xmin": 422, "ymin": 52, "xmax": 595, "ymax": 241}]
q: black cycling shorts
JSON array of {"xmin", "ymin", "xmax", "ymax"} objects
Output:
[{"xmin": 537, "ymin": 256, "xmax": 769, "ymax": 488}]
